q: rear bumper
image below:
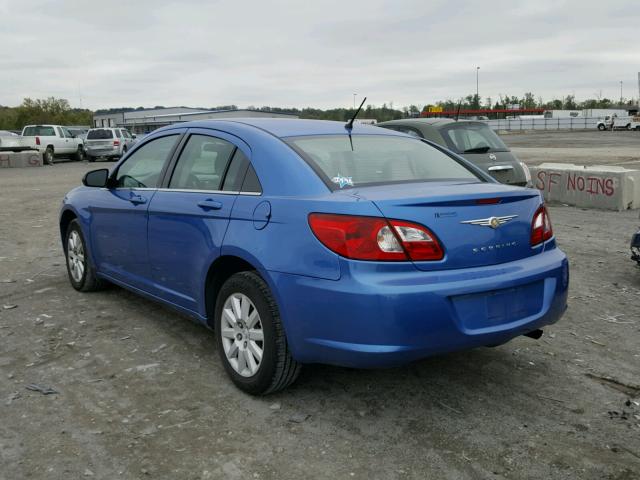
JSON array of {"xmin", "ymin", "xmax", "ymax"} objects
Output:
[
  {"xmin": 85, "ymin": 145, "xmax": 120, "ymax": 156},
  {"xmin": 271, "ymin": 246, "xmax": 569, "ymax": 368}
]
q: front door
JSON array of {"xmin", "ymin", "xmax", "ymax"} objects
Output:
[
  {"xmin": 147, "ymin": 130, "xmax": 251, "ymax": 314},
  {"xmin": 89, "ymin": 132, "xmax": 182, "ymax": 291}
]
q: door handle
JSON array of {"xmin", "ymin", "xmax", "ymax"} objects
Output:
[
  {"xmin": 129, "ymin": 194, "xmax": 147, "ymax": 205},
  {"xmin": 197, "ymin": 199, "xmax": 223, "ymax": 210}
]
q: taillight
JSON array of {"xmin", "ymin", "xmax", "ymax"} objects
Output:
[
  {"xmin": 35, "ymin": 136, "xmax": 40, "ymax": 146},
  {"xmin": 530, "ymin": 205, "xmax": 553, "ymax": 246},
  {"xmin": 308, "ymin": 213, "xmax": 443, "ymax": 262},
  {"xmin": 113, "ymin": 140, "xmax": 120, "ymax": 146}
]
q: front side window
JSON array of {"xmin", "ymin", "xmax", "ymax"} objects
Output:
[
  {"xmin": 169, "ymin": 135, "xmax": 236, "ymax": 190},
  {"xmin": 286, "ymin": 134, "xmax": 480, "ymax": 189},
  {"xmin": 116, "ymin": 135, "xmax": 178, "ymax": 188},
  {"xmin": 439, "ymin": 124, "xmax": 509, "ymax": 154}
]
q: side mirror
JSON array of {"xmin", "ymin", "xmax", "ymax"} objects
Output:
[{"xmin": 83, "ymin": 168, "xmax": 110, "ymax": 188}]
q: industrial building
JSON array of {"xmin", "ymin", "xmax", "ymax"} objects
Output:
[{"xmin": 92, "ymin": 107, "xmax": 298, "ymax": 134}]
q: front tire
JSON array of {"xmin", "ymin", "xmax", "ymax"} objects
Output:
[
  {"xmin": 215, "ymin": 271, "xmax": 301, "ymax": 395},
  {"xmin": 65, "ymin": 219, "xmax": 105, "ymax": 292},
  {"xmin": 597, "ymin": 124, "xmax": 606, "ymax": 131}
]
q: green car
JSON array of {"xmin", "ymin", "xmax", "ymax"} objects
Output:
[{"xmin": 378, "ymin": 118, "xmax": 530, "ymax": 187}]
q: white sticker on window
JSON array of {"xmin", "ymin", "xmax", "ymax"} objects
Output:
[{"xmin": 331, "ymin": 174, "xmax": 354, "ymax": 188}]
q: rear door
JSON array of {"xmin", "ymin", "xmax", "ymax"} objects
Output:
[{"xmin": 147, "ymin": 129, "xmax": 250, "ymax": 313}]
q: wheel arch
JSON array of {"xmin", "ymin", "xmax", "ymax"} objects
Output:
[
  {"xmin": 204, "ymin": 253, "xmax": 268, "ymax": 328},
  {"xmin": 59, "ymin": 208, "xmax": 78, "ymax": 249}
]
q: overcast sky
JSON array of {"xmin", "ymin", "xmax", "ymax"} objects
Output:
[{"xmin": 0, "ymin": 0, "xmax": 638, "ymax": 110}]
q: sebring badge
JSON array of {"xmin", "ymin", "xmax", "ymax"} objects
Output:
[{"xmin": 460, "ymin": 215, "xmax": 518, "ymax": 229}]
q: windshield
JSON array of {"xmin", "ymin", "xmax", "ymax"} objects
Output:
[
  {"xmin": 286, "ymin": 135, "xmax": 481, "ymax": 189},
  {"xmin": 22, "ymin": 126, "xmax": 55, "ymax": 136},
  {"xmin": 87, "ymin": 129, "xmax": 114, "ymax": 139},
  {"xmin": 439, "ymin": 123, "xmax": 509, "ymax": 154}
]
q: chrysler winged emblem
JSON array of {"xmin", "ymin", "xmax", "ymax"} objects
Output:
[{"xmin": 461, "ymin": 215, "xmax": 518, "ymax": 229}]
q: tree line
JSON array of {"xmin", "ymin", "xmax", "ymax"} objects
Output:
[
  {"xmin": 430, "ymin": 92, "xmax": 637, "ymax": 112},
  {"xmin": 0, "ymin": 98, "xmax": 92, "ymax": 130},
  {"xmin": 1, "ymin": 93, "xmax": 637, "ymax": 131}
]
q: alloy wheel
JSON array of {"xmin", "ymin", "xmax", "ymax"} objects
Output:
[
  {"xmin": 67, "ymin": 230, "xmax": 85, "ymax": 282},
  {"xmin": 220, "ymin": 293, "xmax": 264, "ymax": 377}
]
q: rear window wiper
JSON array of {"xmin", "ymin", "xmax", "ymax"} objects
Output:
[{"xmin": 463, "ymin": 146, "xmax": 491, "ymax": 153}]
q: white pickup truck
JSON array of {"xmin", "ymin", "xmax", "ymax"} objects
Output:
[
  {"xmin": 21, "ymin": 125, "xmax": 85, "ymax": 165},
  {"xmin": 596, "ymin": 115, "xmax": 637, "ymax": 131}
]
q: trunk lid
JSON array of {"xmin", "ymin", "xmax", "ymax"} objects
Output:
[{"xmin": 354, "ymin": 181, "xmax": 542, "ymax": 271}]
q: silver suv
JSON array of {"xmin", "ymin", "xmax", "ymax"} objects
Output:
[{"xmin": 85, "ymin": 127, "xmax": 136, "ymax": 162}]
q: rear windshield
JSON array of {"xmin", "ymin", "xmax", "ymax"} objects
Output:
[
  {"xmin": 22, "ymin": 126, "xmax": 55, "ymax": 136},
  {"xmin": 87, "ymin": 129, "xmax": 114, "ymax": 139},
  {"xmin": 439, "ymin": 123, "xmax": 509, "ymax": 154},
  {"xmin": 286, "ymin": 135, "xmax": 480, "ymax": 189}
]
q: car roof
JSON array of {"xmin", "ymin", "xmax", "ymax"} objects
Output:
[{"xmin": 157, "ymin": 118, "xmax": 405, "ymax": 139}]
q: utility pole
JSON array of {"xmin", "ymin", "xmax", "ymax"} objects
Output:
[{"xmin": 476, "ymin": 67, "xmax": 480, "ymax": 108}]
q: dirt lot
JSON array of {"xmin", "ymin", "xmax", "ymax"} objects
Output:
[
  {"xmin": 501, "ymin": 130, "xmax": 640, "ymax": 169},
  {"xmin": 1, "ymin": 160, "xmax": 639, "ymax": 480}
]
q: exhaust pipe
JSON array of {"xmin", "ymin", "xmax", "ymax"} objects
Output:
[{"xmin": 523, "ymin": 329, "xmax": 543, "ymax": 340}]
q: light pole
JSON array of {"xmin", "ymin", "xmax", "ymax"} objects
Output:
[
  {"xmin": 353, "ymin": 93, "xmax": 357, "ymax": 110},
  {"xmin": 475, "ymin": 66, "xmax": 480, "ymax": 109},
  {"xmin": 620, "ymin": 81, "xmax": 623, "ymax": 105}
]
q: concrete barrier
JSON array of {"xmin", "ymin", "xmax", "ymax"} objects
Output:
[
  {"xmin": 530, "ymin": 163, "xmax": 640, "ymax": 211},
  {"xmin": 0, "ymin": 150, "xmax": 43, "ymax": 168}
]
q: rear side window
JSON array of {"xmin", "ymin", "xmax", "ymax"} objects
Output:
[
  {"xmin": 116, "ymin": 135, "xmax": 178, "ymax": 188},
  {"xmin": 222, "ymin": 149, "xmax": 249, "ymax": 191},
  {"xmin": 241, "ymin": 165, "xmax": 262, "ymax": 193},
  {"xmin": 23, "ymin": 126, "xmax": 55, "ymax": 136},
  {"xmin": 286, "ymin": 135, "xmax": 480, "ymax": 189},
  {"xmin": 439, "ymin": 124, "xmax": 509, "ymax": 154},
  {"xmin": 169, "ymin": 135, "xmax": 236, "ymax": 190},
  {"xmin": 87, "ymin": 129, "xmax": 114, "ymax": 140}
]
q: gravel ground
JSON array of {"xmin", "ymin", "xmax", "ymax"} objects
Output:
[
  {"xmin": 1, "ymin": 160, "xmax": 639, "ymax": 480},
  {"xmin": 501, "ymin": 130, "xmax": 640, "ymax": 169}
]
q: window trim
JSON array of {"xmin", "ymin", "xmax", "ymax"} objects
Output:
[
  {"xmin": 165, "ymin": 133, "xmax": 238, "ymax": 192},
  {"xmin": 159, "ymin": 129, "xmax": 260, "ymax": 195}
]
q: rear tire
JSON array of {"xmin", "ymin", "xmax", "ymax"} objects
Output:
[
  {"xmin": 73, "ymin": 146, "xmax": 85, "ymax": 162},
  {"xmin": 597, "ymin": 124, "xmax": 606, "ymax": 131},
  {"xmin": 64, "ymin": 219, "xmax": 106, "ymax": 292},
  {"xmin": 43, "ymin": 147, "xmax": 54, "ymax": 165},
  {"xmin": 215, "ymin": 271, "xmax": 301, "ymax": 395}
]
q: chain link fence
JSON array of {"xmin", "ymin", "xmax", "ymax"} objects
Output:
[{"xmin": 486, "ymin": 117, "xmax": 604, "ymax": 131}]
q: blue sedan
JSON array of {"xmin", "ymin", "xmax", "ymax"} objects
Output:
[{"xmin": 60, "ymin": 119, "xmax": 568, "ymax": 394}]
